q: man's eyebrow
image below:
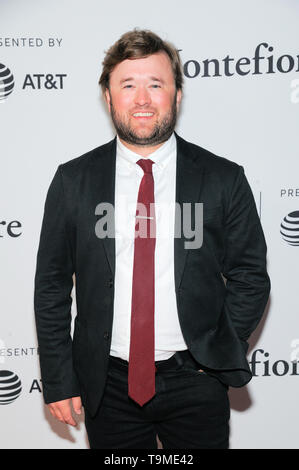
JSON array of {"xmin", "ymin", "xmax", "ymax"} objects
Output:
[
  {"xmin": 149, "ymin": 76, "xmax": 164, "ymax": 83},
  {"xmin": 119, "ymin": 76, "xmax": 165, "ymax": 84},
  {"xmin": 119, "ymin": 77, "xmax": 134, "ymax": 84}
]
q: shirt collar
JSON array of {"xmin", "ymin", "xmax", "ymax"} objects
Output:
[{"xmin": 116, "ymin": 133, "xmax": 176, "ymax": 170}]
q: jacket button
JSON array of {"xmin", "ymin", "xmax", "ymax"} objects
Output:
[
  {"xmin": 103, "ymin": 331, "xmax": 110, "ymax": 340},
  {"xmin": 108, "ymin": 278, "xmax": 113, "ymax": 288}
]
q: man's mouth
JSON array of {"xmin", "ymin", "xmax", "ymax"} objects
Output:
[{"xmin": 132, "ymin": 112, "xmax": 154, "ymax": 117}]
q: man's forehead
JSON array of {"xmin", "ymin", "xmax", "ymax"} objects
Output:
[{"xmin": 110, "ymin": 52, "xmax": 173, "ymax": 80}]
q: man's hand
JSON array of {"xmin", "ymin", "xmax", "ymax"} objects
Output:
[{"xmin": 48, "ymin": 396, "xmax": 82, "ymax": 427}]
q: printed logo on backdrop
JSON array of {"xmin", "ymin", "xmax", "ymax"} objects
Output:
[
  {"xmin": 0, "ymin": 369, "xmax": 42, "ymax": 404},
  {"xmin": 0, "ymin": 344, "xmax": 39, "ymax": 358},
  {"xmin": 0, "ymin": 37, "xmax": 63, "ymax": 48},
  {"xmin": 0, "ymin": 370, "xmax": 22, "ymax": 405},
  {"xmin": 0, "ymin": 337, "xmax": 42, "ymax": 404},
  {"xmin": 22, "ymin": 73, "xmax": 67, "ymax": 90},
  {"xmin": 0, "ymin": 219, "xmax": 22, "ymax": 237},
  {"xmin": 0, "ymin": 341, "xmax": 42, "ymax": 405},
  {"xmin": 280, "ymin": 210, "xmax": 299, "ymax": 246},
  {"xmin": 181, "ymin": 42, "xmax": 299, "ymax": 79},
  {"xmin": 0, "ymin": 63, "xmax": 14, "ymax": 102},
  {"xmin": 249, "ymin": 347, "xmax": 299, "ymax": 377},
  {"xmin": 0, "ymin": 62, "xmax": 67, "ymax": 101}
]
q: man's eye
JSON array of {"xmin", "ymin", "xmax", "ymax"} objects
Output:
[
  {"xmin": 151, "ymin": 84, "xmax": 161, "ymax": 88},
  {"xmin": 124, "ymin": 85, "xmax": 133, "ymax": 89}
]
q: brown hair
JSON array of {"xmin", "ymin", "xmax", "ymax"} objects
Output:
[{"xmin": 99, "ymin": 29, "xmax": 183, "ymax": 93}]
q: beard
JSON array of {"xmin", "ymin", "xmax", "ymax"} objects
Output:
[{"xmin": 109, "ymin": 92, "xmax": 178, "ymax": 147}]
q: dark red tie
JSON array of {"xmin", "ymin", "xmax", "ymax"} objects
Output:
[{"xmin": 128, "ymin": 158, "xmax": 156, "ymax": 406}]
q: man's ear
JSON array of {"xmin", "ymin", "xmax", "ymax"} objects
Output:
[
  {"xmin": 104, "ymin": 88, "xmax": 111, "ymax": 113},
  {"xmin": 176, "ymin": 89, "xmax": 182, "ymax": 110}
]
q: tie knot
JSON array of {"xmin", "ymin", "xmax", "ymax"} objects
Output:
[{"xmin": 137, "ymin": 158, "xmax": 154, "ymax": 175}]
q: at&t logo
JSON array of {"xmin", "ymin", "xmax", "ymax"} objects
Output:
[
  {"xmin": 0, "ymin": 63, "xmax": 14, "ymax": 102},
  {"xmin": 0, "ymin": 61, "xmax": 67, "ymax": 101},
  {"xmin": 0, "ymin": 370, "xmax": 22, "ymax": 404},
  {"xmin": 280, "ymin": 210, "xmax": 299, "ymax": 246}
]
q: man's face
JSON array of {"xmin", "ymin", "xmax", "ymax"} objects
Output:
[{"xmin": 105, "ymin": 52, "xmax": 182, "ymax": 147}]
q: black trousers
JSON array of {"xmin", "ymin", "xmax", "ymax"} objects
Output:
[{"xmin": 84, "ymin": 351, "xmax": 230, "ymax": 449}]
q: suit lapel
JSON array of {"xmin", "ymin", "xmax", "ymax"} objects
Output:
[
  {"xmin": 90, "ymin": 137, "xmax": 117, "ymax": 277},
  {"xmin": 174, "ymin": 133, "xmax": 205, "ymax": 291}
]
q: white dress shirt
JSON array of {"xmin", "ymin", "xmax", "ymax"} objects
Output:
[{"xmin": 110, "ymin": 133, "xmax": 187, "ymax": 361}]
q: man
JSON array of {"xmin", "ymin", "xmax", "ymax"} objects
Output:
[{"xmin": 34, "ymin": 29, "xmax": 270, "ymax": 449}]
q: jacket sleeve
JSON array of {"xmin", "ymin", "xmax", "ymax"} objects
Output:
[
  {"xmin": 222, "ymin": 165, "xmax": 271, "ymax": 346},
  {"xmin": 34, "ymin": 165, "xmax": 80, "ymax": 404}
]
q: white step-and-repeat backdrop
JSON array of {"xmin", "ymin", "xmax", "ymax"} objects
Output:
[{"xmin": 1, "ymin": 0, "xmax": 298, "ymax": 449}]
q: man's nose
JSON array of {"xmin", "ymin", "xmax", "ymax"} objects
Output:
[{"xmin": 134, "ymin": 86, "xmax": 151, "ymax": 106}]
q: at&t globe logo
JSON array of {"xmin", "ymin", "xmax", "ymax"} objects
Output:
[
  {"xmin": 0, "ymin": 63, "xmax": 15, "ymax": 102},
  {"xmin": 280, "ymin": 210, "xmax": 299, "ymax": 246},
  {"xmin": 0, "ymin": 370, "xmax": 22, "ymax": 404}
]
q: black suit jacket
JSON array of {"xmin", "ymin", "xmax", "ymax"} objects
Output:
[{"xmin": 34, "ymin": 133, "xmax": 270, "ymax": 417}]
